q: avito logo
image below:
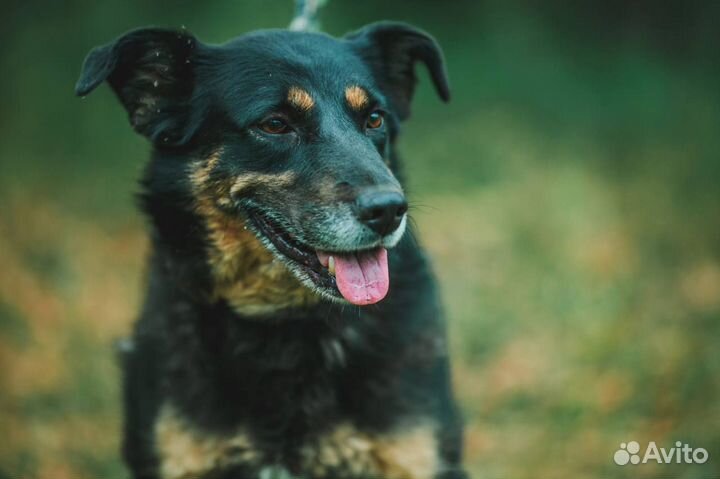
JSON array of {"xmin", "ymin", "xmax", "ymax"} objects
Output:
[{"xmin": 614, "ymin": 441, "xmax": 709, "ymax": 465}]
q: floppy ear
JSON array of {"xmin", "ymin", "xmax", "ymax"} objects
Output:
[
  {"xmin": 75, "ymin": 28, "xmax": 202, "ymax": 145},
  {"xmin": 346, "ymin": 21, "xmax": 450, "ymax": 120}
]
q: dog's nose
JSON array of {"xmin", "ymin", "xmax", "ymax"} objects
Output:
[{"xmin": 355, "ymin": 190, "xmax": 408, "ymax": 236}]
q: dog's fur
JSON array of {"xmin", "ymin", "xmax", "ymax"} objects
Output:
[{"xmin": 77, "ymin": 22, "xmax": 466, "ymax": 479}]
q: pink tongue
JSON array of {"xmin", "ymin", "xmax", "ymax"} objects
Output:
[{"xmin": 332, "ymin": 248, "xmax": 389, "ymax": 305}]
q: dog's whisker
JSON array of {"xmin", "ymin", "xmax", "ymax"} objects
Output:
[{"xmin": 407, "ymin": 202, "xmax": 439, "ymax": 213}]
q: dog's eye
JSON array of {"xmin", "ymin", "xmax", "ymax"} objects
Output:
[
  {"xmin": 259, "ymin": 117, "xmax": 291, "ymax": 135},
  {"xmin": 366, "ymin": 111, "xmax": 384, "ymax": 129}
]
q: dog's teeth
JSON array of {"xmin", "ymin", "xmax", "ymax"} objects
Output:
[{"xmin": 328, "ymin": 256, "xmax": 336, "ymax": 276}]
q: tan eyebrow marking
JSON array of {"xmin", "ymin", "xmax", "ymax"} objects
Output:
[
  {"xmin": 287, "ymin": 86, "xmax": 315, "ymax": 111},
  {"xmin": 345, "ymin": 85, "xmax": 369, "ymax": 111}
]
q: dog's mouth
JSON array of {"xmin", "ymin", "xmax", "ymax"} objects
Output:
[{"xmin": 246, "ymin": 210, "xmax": 389, "ymax": 305}]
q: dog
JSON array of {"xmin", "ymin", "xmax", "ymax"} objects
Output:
[{"xmin": 76, "ymin": 21, "xmax": 466, "ymax": 479}]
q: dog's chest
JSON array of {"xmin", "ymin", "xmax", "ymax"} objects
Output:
[
  {"xmin": 154, "ymin": 404, "xmax": 440, "ymax": 479},
  {"xmin": 155, "ymin": 318, "xmax": 444, "ymax": 479}
]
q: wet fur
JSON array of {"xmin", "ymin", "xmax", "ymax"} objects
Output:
[{"xmin": 77, "ymin": 22, "xmax": 466, "ymax": 479}]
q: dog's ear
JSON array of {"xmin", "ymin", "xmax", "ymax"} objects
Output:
[
  {"xmin": 76, "ymin": 28, "xmax": 202, "ymax": 145},
  {"xmin": 346, "ymin": 22, "xmax": 450, "ymax": 120}
]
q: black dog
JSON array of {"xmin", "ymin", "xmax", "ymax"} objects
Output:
[{"xmin": 77, "ymin": 21, "xmax": 466, "ymax": 479}]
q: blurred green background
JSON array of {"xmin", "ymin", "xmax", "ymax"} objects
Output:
[{"xmin": 1, "ymin": 1, "xmax": 719, "ymax": 478}]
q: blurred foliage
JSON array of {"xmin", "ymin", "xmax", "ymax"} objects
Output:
[{"xmin": 1, "ymin": 1, "xmax": 719, "ymax": 478}]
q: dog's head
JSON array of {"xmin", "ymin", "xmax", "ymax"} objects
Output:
[{"xmin": 76, "ymin": 23, "xmax": 449, "ymax": 311}]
